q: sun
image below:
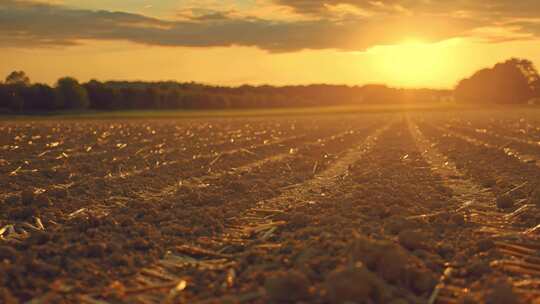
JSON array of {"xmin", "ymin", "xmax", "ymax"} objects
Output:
[
  {"xmin": 366, "ymin": 38, "xmax": 464, "ymax": 87},
  {"xmin": 399, "ymin": 38, "xmax": 427, "ymax": 46}
]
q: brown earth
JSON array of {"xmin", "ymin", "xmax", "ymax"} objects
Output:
[{"xmin": 1, "ymin": 108, "xmax": 540, "ymax": 303}]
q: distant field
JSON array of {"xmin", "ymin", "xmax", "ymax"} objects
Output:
[
  {"xmin": 1, "ymin": 108, "xmax": 540, "ymax": 303},
  {"xmin": 0, "ymin": 102, "xmax": 489, "ymax": 120},
  {"xmin": 1, "ymin": 103, "xmax": 538, "ymax": 121}
]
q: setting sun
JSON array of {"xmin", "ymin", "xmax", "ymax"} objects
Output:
[{"xmin": 364, "ymin": 38, "xmax": 465, "ymax": 87}]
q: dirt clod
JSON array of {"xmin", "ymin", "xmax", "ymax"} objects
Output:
[
  {"xmin": 325, "ymin": 265, "xmax": 388, "ymax": 304},
  {"xmin": 481, "ymin": 178, "xmax": 496, "ymax": 188},
  {"xmin": 376, "ymin": 248, "xmax": 409, "ymax": 283},
  {"xmin": 411, "ymin": 269, "xmax": 437, "ymax": 293},
  {"xmin": 48, "ymin": 187, "xmax": 69, "ymax": 199},
  {"xmin": 0, "ymin": 288, "xmax": 18, "ymax": 304},
  {"xmin": 477, "ymin": 239, "xmax": 495, "ymax": 252},
  {"xmin": 467, "ymin": 260, "xmax": 492, "ymax": 277},
  {"xmin": 34, "ymin": 194, "xmax": 51, "ymax": 207},
  {"xmin": 86, "ymin": 242, "xmax": 108, "ymax": 258},
  {"xmin": 484, "ymin": 281, "xmax": 521, "ymax": 304},
  {"xmin": 27, "ymin": 231, "xmax": 51, "ymax": 245},
  {"xmin": 0, "ymin": 246, "xmax": 18, "ymax": 262},
  {"xmin": 496, "ymin": 194, "xmax": 514, "ymax": 209},
  {"xmin": 385, "ymin": 216, "xmax": 416, "ymax": 235},
  {"xmin": 286, "ymin": 212, "xmax": 310, "ymax": 229},
  {"xmin": 20, "ymin": 189, "xmax": 35, "ymax": 205},
  {"xmin": 450, "ymin": 213, "xmax": 465, "ymax": 225},
  {"xmin": 437, "ymin": 243, "xmax": 455, "ymax": 259},
  {"xmin": 398, "ymin": 229, "xmax": 428, "ymax": 251},
  {"xmin": 4, "ymin": 195, "xmax": 19, "ymax": 205},
  {"xmin": 265, "ymin": 270, "xmax": 311, "ymax": 303},
  {"xmin": 11, "ymin": 206, "xmax": 36, "ymax": 220}
]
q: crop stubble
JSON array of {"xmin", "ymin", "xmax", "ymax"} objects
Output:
[{"xmin": 1, "ymin": 110, "xmax": 540, "ymax": 303}]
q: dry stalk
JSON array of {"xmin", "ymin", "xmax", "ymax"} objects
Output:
[
  {"xmin": 502, "ymin": 181, "xmax": 528, "ymax": 196},
  {"xmin": 35, "ymin": 217, "xmax": 45, "ymax": 230},
  {"xmin": 225, "ymin": 268, "xmax": 236, "ymax": 288},
  {"xmin": 498, "ymin": 248, "xmax": 540, "ymax": 264},
  {"xmin": 495, "ymin": 241, "xmax": 537, "ymax": 255},
  {"xmin": 245, "ymin": 221, "xmax": 286, "ymax": 234},
  {"xmin": 252, "ymin": 208, "xmax": 285, "ymax": 214},
  {"xmin": 504, "ymin": 204, "xmax": 536, "ymax": 220},
  {"xmin": 209, "ymin": 153, "xmax": 223, "ymax": 166},
  {"xmin": 524, "ymin": 223, "xmax": 540, "ymax": 234},
  {"xmin": 140, "ymin": 269, "xmax": 177, "ymax": 281},
  {"xmin": 175, "ymin": 244, "xmax": 233, "ymax": 259},
  {"xmin": 428, "ymin": 267, "xmax": 454, "ymax": 304},
  {"xmin": 68, "ymin": 208, "xmax": 87, "ymax": 217},
  {"xmin": 492, "ymin": 260, "xmax": 540, "ymax": 276},
  {"xmin": 125, "ymin": 280, "xmax": 186, "ymax": 295},
  {"xmin": 240, "ymin": 148, "xmax": 256, "ymax": 155},
  {"xmin": 259, "ymin": 226, "xmax": 278, "ymax": 241}
]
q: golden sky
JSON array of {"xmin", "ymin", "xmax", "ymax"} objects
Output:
[{"xmin": 1, "ymin": 0, "xmax": 540, "ymax": 88}]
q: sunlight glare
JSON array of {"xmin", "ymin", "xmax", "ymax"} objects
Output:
[{"xmin": 365, "ymin": 38, "xmax": 464, "ymax": 87}]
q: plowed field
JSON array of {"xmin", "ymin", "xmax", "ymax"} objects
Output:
[{"xmin": 1, "ymin": 108, "xmax": 540, "ymax": 303}]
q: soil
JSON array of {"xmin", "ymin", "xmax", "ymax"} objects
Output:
[{"xmin": 1, "ymin": 108, "xmax": 540, "ymax": 303}]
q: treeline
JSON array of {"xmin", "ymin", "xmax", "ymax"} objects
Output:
[
  {"xmin": 0, "ymin": 71, "xmax": 451, "ymax": 113},
  {"xmin": 0, "ymin": 72, "xmax": 90, "ymax": 112},
  {"xmin": 1, "ymin": 57, "xmax": 539, "ymax": 113}
]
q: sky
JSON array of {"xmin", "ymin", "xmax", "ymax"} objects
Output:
[{"xmin": 1, "ymin": 0, "xmax": 540, "ymax": 88}]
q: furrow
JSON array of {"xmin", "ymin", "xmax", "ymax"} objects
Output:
[
  {"xmin": 434, "ymin": 124, "xmax": 540, "ymax": 167},
  {"xmin": 410, "ymin": 118, "xmax": 540, "ymax": 303},
  {"xmin": 92, "ymin": 121, "xmax": 393, "ymax": 303}
]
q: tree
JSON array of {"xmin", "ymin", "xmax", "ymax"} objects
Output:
[
  {"xmin": 163, "ymin": 89, "xmax": 182, "ymax": 108},
  {"xmin": 6, "ymin": 91, "xmax": 24, "ymax": 112},
  {"xmin": 0, "ymin": 85, "xmax": 6, "ymax": 108},
  {"xmin": 84, "ymin": 80, "xmax": 121, "ymax": 110},
  {"xmin": 23, "ymin": 84, "xmax": 57, "ymax": 110},
  {"xmin": 2, "ymin": 71, "xmax": 30, "ymax": 112},
  {"xmin": 5, "ymin": 71, "xmax": 30, "ymax": 86},
  {"xmin": 55, "ymin": 77, "xmax": 89, "ymax": 109},
  {"xmin": 532, "ymin": 78, "xmax": 540, "ymax": 98},
  {"xmin": 455, "ymin": 58, "xmax": 540, "ymax": 104},
  {"xmin": 143, "ymin": 87, "xmax": 162, "ymax": 109}
]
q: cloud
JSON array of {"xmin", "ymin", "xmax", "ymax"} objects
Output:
[
  {"xmin": 273, "ymin": 0, "xmax": 540, "ymax": 38},
  {"xmin": 0, "ymin": 0, "xmax": 539, "ymax": 52},
  {"xmin": 273, "ymin": 0, "xmax": 540, "ymax": 17}
]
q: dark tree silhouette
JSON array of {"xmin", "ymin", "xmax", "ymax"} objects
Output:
[
  {"xmin": 23, "ymin": 84, "xmax": 57, "ymax": 110},
  {"xmin": 0, "ymin": 75, "xmax": 461, "ymax": 112},
  {"xmin": 84, "ymin": 80, "xmax": 121, "ymax": 110},
  {"xmin": 455, "ymin": 58, "xmax": 540, "ymax": 104},
  {"xmin": 55, "ymin": 77, "xmax": 90, "ymax": 109},
  {"xmin": 7, "ymin": 92, "xmax": 25, "ymax": 112},
  {"xmin": 5, "ymin": 71, "xmax": 30, "ymax": 86},
  {"xmin": 1, "ymin": 71, "xmax": 31, "ymax": 111},
  {"xmin": 0, "ymin": 85, "xmax": 9, "ymax": 109},
  {"xmin": 14, "ymin": 66, "xmax": 536, "ymax": 113}
]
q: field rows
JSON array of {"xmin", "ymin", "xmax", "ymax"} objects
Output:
[{"xmin": 1, "ymin": 110, "xmax": 540, "ymax": 303}]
